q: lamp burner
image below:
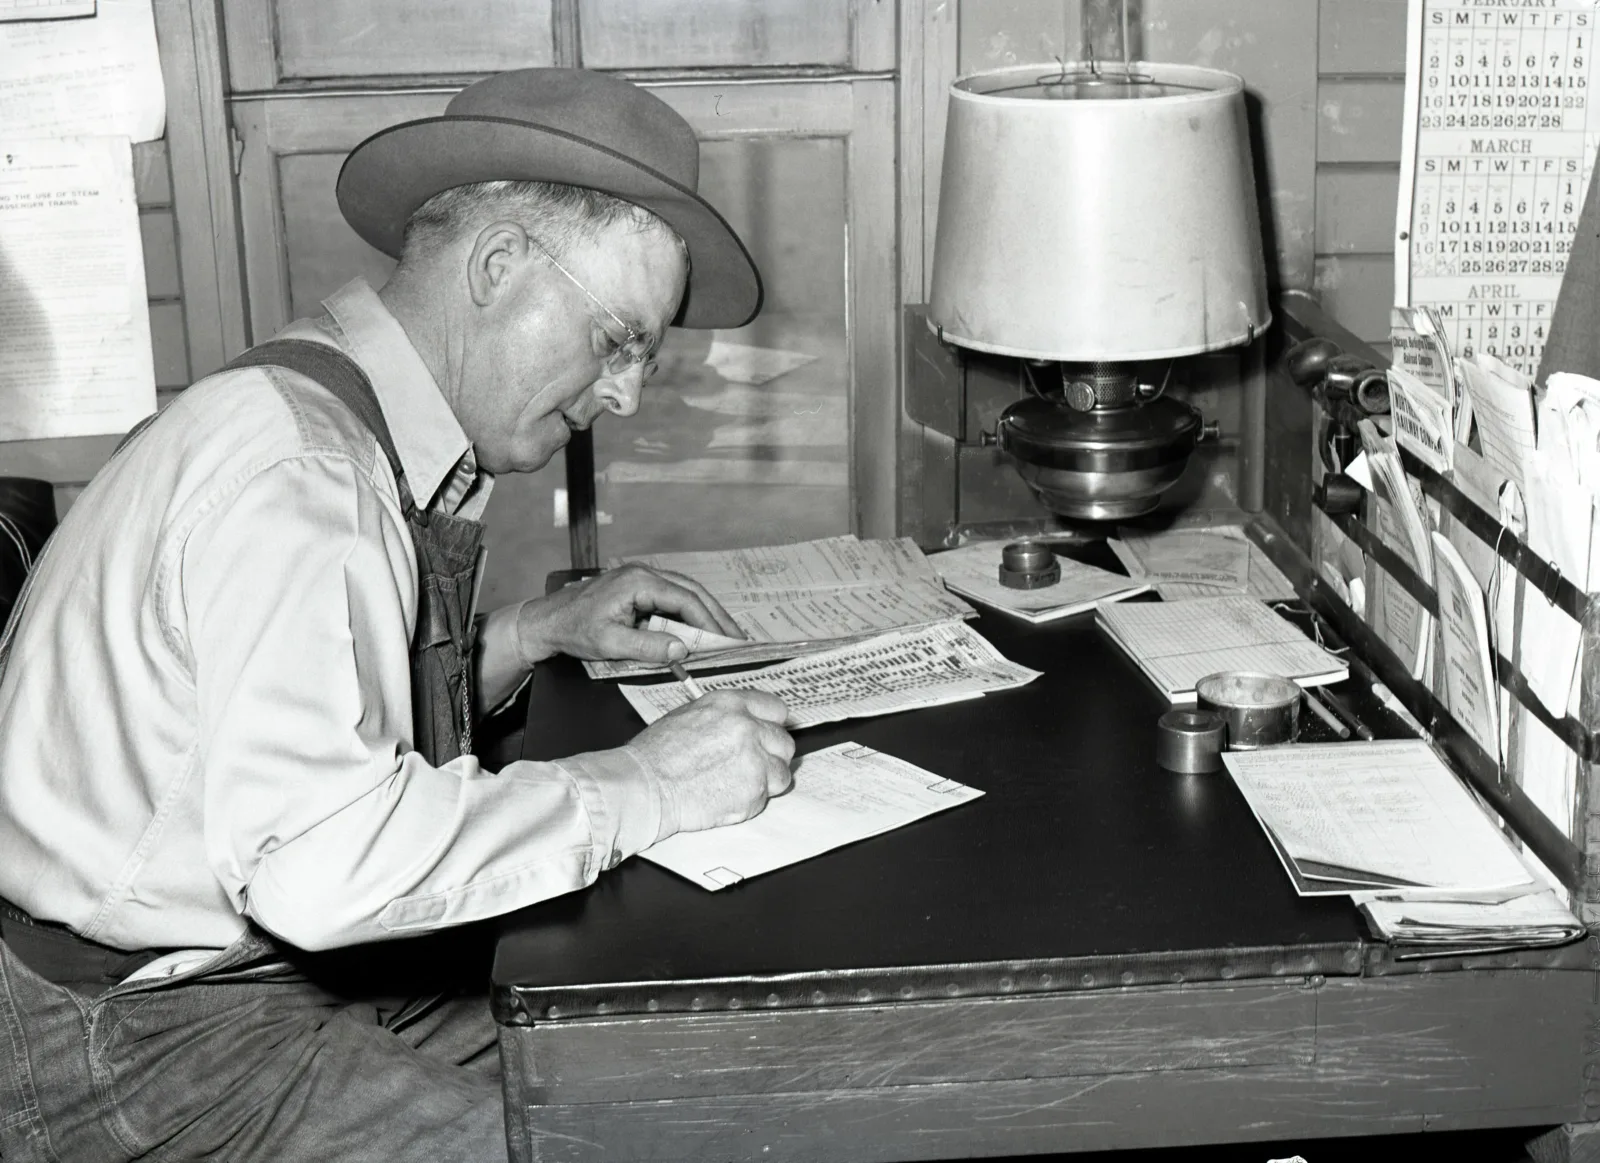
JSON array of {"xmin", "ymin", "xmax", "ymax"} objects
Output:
[{"xmin": 997, "ymin": 383, "xmax": 1202, "ymax": 521}]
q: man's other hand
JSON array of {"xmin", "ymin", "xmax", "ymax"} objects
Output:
[
  {"xmin": 515, "ymin": 565, "xmax": 742, "ymax": 666},
  {"xmin": 632, "ymin": 689, "xmax": 794, "ymax": 841}
]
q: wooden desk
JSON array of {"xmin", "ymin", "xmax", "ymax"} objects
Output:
[{"xmin": 493, "ymin": 611, "xmax": 1598, "ymax": 1163}]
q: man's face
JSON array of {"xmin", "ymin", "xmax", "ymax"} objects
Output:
[{"xmin": 457, "ymin": 220, "xmax": 687, "ymax": 474}]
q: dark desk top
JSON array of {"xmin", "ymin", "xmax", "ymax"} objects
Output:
[{"xmin": 493, "ymin": 605, "xmax": 1370, "ymax": 1015}]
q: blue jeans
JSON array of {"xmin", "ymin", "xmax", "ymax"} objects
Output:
[{"xmin": 0, "ymin": 928, "xmax": 508, "ymax": 1162}]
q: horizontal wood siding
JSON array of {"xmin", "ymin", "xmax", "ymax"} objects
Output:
[
  {"xmin": 0, "ymin": 138, "xmax": 189, "ymax": 513},
  {"xmin": 1315, "ymin": 0, "xmax": 1406, "ymax": 346}
]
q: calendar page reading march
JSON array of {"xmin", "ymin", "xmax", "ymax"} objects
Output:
[{"xmin": 1400, "ymin": 0, "xmax": 1600, "ymax": 376}]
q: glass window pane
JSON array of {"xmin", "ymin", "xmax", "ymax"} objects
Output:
[
  {"xmin": 578, "ymin": 0, "xmax": 850, "ymax": 69},
  {"xmin": 481, "ymin": 136, "xmax": 850, "ymax": 606},
  {"xmin": 273, "ymin": 0, "xmax": 554, "ymax": 80}
]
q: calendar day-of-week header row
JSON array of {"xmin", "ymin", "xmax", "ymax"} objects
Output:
[
  {"xmin": 1422, "ymin": 151, "xmax": 1584, "ymax": 172},
  {"xmin": 1431, "ymin": 5, "xmax": 1590, "ymax": 22},
  {"xmin": 1431, "ymin": 296, "xmax": 1554, "ymax": 316}
]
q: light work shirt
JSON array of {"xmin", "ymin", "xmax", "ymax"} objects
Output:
[{"xmin": 0, "ymin": 278, "xmax": 662, "ymax": 955}]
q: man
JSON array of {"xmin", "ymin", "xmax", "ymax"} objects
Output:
[{"xmin": 0, "ymin": 69, "xmax": 793, "ymax": 1161}]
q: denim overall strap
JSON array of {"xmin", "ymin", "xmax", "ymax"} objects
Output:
[{"xmin": 220, "ymin": 339, "xmax": 483, "ymax": 765}]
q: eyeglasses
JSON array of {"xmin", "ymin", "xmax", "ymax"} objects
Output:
[{"xmin": 528, "ymin": 236, "xmax": 659, "ymax": 380}]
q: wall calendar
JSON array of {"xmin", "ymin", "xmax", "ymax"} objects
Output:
[{"xmin": 1400, "ymin": 0, "xmax": 1600, "ymax": 376}]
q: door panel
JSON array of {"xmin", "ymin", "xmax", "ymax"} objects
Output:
[
  {"xmin": 227, "ymin": 0, "xmax": 556, "ymax": 89},
  {"xmin": 578, "ymin": 0, "xmax": 852, "ymax": 69}
]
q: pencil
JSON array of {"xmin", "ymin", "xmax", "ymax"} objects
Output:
[
  {"xmin": 1302, "ymin": 688, "xmax": 1351, "ymax": 739},
  {"xmin": 668, "ymin": 660, "xmax": 707, "ymax": 700},
  {"xmin": 1317, "ymin": 686, "xmax": 1375, "ymax": 740}
]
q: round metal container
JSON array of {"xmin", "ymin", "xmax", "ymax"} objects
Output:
[
  {"xmin": 998, "ymin": 540, "xmax": 1060, "ymax": 589},
  {"xmin": 1194, "ymin": 671, "xmax": 1301, "ymax": 750},
  {"xmin": 1155, "ymin": 708, "xmax": 1226, "ymax": 773}
]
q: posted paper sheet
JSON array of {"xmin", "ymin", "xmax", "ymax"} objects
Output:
[
  {"xmin": 619, "ymin": 621, "xmax": 1041, "ymax": 730},
  {"xmin": 0, "ymin": 136, "xmax": 156, "ymax": 440},
  {"xmin": 0, "ymin": 0, "xmax": 164, "ymax": 140},
  {"xmin": 641, "ymin": 742, "xmax": 983, "ymax": 890}
]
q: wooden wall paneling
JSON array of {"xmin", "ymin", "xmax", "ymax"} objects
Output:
[
  {"xmin": 1315, "ymin": 165, "xmax": 1402, "ymax": 254},
  {"xmin": 140, "ymin": 211, "xmax": 182, "ymax": 301},
  {"xmin": 222, "ymin": 0, "xmax": 276, "ymax": 92},
  {"xmin": 149, "ymin": 301, "xmax": 191, "ymax": 390},
  {"xmin": 1313, "ymin": 253, "xmax": 1395, "ymax": 348},
  {"xmin": 1317, "ymin": 77, "xmax": 1406, "ymax": 165},
  {"xmin": 896, "ymin": 0, "xmax": 959, "ymax": 539},
  {"xmin": 852, "ymin": 0, "xmax": 897, "ymax": 72},
  {"xmin": 155, "ymin": 0, "xmax": 248, "ymax": 378},
  {"xmin": 849, "ymin": 81, "xmax": 899, "ymax": 537},
  {"xmin": 1318, "ymin": 0, "xmax": 1409, "ymax": 76},
  {"xmin": 899, "ymin": 0, "xmax": 958, "ymax": 306},
  {"xmin": 131, "ymin": 141, "xmax": 172, "ymax": 206},
  {"xmin": 1312, "ymin": 1, "xmax": 1405, "ymax": 347}
]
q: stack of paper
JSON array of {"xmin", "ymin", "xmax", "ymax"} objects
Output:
[
  {"xmin": 641, "ymin": 742, "xmax": 983, "ymax": 891},
  {"xmin": 1107, "ymin": 526, "xmax": 1296, "ymax": 601},
  {"xmin": 931, "ymin": 540, "xmax": 1149, "ymax": 623},
  {"xmin": 1223, "ymin": 740, "xmax": 1582, "ymax": 954},
  {"xmin": 619, "ymin": 620, "xmax": 1041, "ymax": 730},
  {"xmin": 1095, "ymin": 595, "xmax": 1348, "ymax": 703},
  {"xmin": 586, "ymin": 535, "xmax": 974, "ymax": 679},
  {"xmin": 1359, "ymin": 891, "xmax": 1583, "ymax": 955}
]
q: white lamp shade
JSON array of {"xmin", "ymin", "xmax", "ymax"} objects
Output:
[{"xmin": 928, "ymin": 62, "xmax": 1271, "ymax": 362}]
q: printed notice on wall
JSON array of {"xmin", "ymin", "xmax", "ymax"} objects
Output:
[
  {"xmin": 0, "ymin": 0, "xmax": 164, "ymax": 140},
  {"xmin": 0, "ymin": 137, "xmax": 156, "ymax": 441},
  {"xmin": 1399, "ymin": 0, "xmax": 1600, "ymax": 376}
]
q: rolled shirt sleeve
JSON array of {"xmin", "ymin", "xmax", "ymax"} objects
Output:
[{"xmin": 180, "ymin": 451, "xmax": 662, "ymax": 952}]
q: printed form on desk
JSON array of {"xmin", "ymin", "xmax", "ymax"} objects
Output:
[
  {"xmin": 1222, "ymin": 741, "xmax": 1535, "ymax": 897},
  {"xmin": 641, "ymin": 742, "xmax": 983, "ymax": 891},
  {"xmin": 619, "ymin": 621, "xmax": 1041, "ymax": 730},
  {"xmin": 587, "ymin": 535, "xmax": 973, "ymax": 679},
  {"xmin": 1095, "ymin": 596, "xmax": 1348, "ymax": 703}
]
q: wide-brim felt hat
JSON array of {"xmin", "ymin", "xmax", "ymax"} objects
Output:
[{"xmin": 337, "ymin": 68, "xmax": 761, "ymax": 329}]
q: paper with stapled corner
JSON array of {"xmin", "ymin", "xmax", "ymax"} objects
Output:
[
  {"xmin": 619, "ymin": 620, "xmax": 1041, "ymax": 731},
  {"xmin": 641, "ymin": 742, "xmax": 983, "ymax": 891},
  {"xmin": 0, "ymin": 136, "xmax": 155, "ymax": 440},
  {"xmin": 1431, "ymin": 532, "xmax": 1500, "ymax": 760},
  {"xmin": 0, "ymin": 0, "xmax": 164, "ymax": 140}
]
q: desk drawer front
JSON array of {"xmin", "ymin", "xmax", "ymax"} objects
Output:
[{"xmin": 502, "ymin": 980, "xmax": 1315, "ymax": 1103}]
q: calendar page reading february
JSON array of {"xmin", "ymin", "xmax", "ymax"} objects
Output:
[{"xmin": 1400, "ymin": 0, "xmax": 1600, "ymax": 376}]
